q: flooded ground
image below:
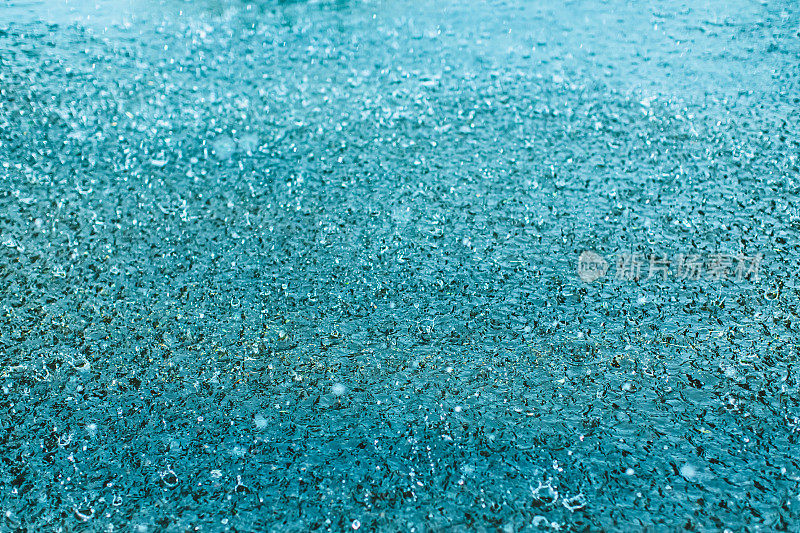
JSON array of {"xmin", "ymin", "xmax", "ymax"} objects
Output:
[{"xmin": 1, "ymin": 0, "xmax": 799, "ymax": 530}]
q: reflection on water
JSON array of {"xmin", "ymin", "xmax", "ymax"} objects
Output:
[
  {"xmin": 0, "ymin": 0, "xmax": 352, "ymax": 27},
  {"xmin": 2, "ymin": 0, "xmax": 146, "ymax": 26},
  {"xmin": 3, "ymin": 0, "xmax": 788, "ymax": 104}
]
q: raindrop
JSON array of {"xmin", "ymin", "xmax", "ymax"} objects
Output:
[{"xmin": 160, "ymin": 465, "xmax": 179, "ymax": 488}]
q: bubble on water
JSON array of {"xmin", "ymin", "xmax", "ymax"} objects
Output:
[
  {"xmin": 680, "ymin": 463, "xmax": 697, "ymax": 480},
  {"xmin": 58, "ymin": 433, "xmax": 73, "ymax": 447},
  {"xmin": 254, "ymin": 414, "xmax": 269, "ymax": 429},
  {"xmin": 73, "ymin": 506, "xmax": 94, "ymax": 521},
  {"xmin": 625, "ymin": 467, "xmax": 635, "ymax": 476},
  {"xmin": 234, "ymin": 475, "xmax": 250, "ymax": 494},
  {"xmin": 160, "ymin": 465, "xmax": 179, "ymax": 488},
  {"xmin": 351, "ymin": 519, "xmax": 361, "ymax": 530},
  {"xmin": 530, "ymin": 481, "xmax": 558, "ymax": 505},
  {"xmin": 562, "ymin": 493, "xmax": 587, "ymax": 511},
  {"xmin": 332, "ymin": 383, "xmax": 346, "ymax": 396},
  {"xmin": 67, "ymin": 354, "xmax": 91, "ymax": 372}
]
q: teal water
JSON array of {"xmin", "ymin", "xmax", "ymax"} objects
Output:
[{"xmin": 1, "ymin": 1, "xmax": 799, "ymax": 530}]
